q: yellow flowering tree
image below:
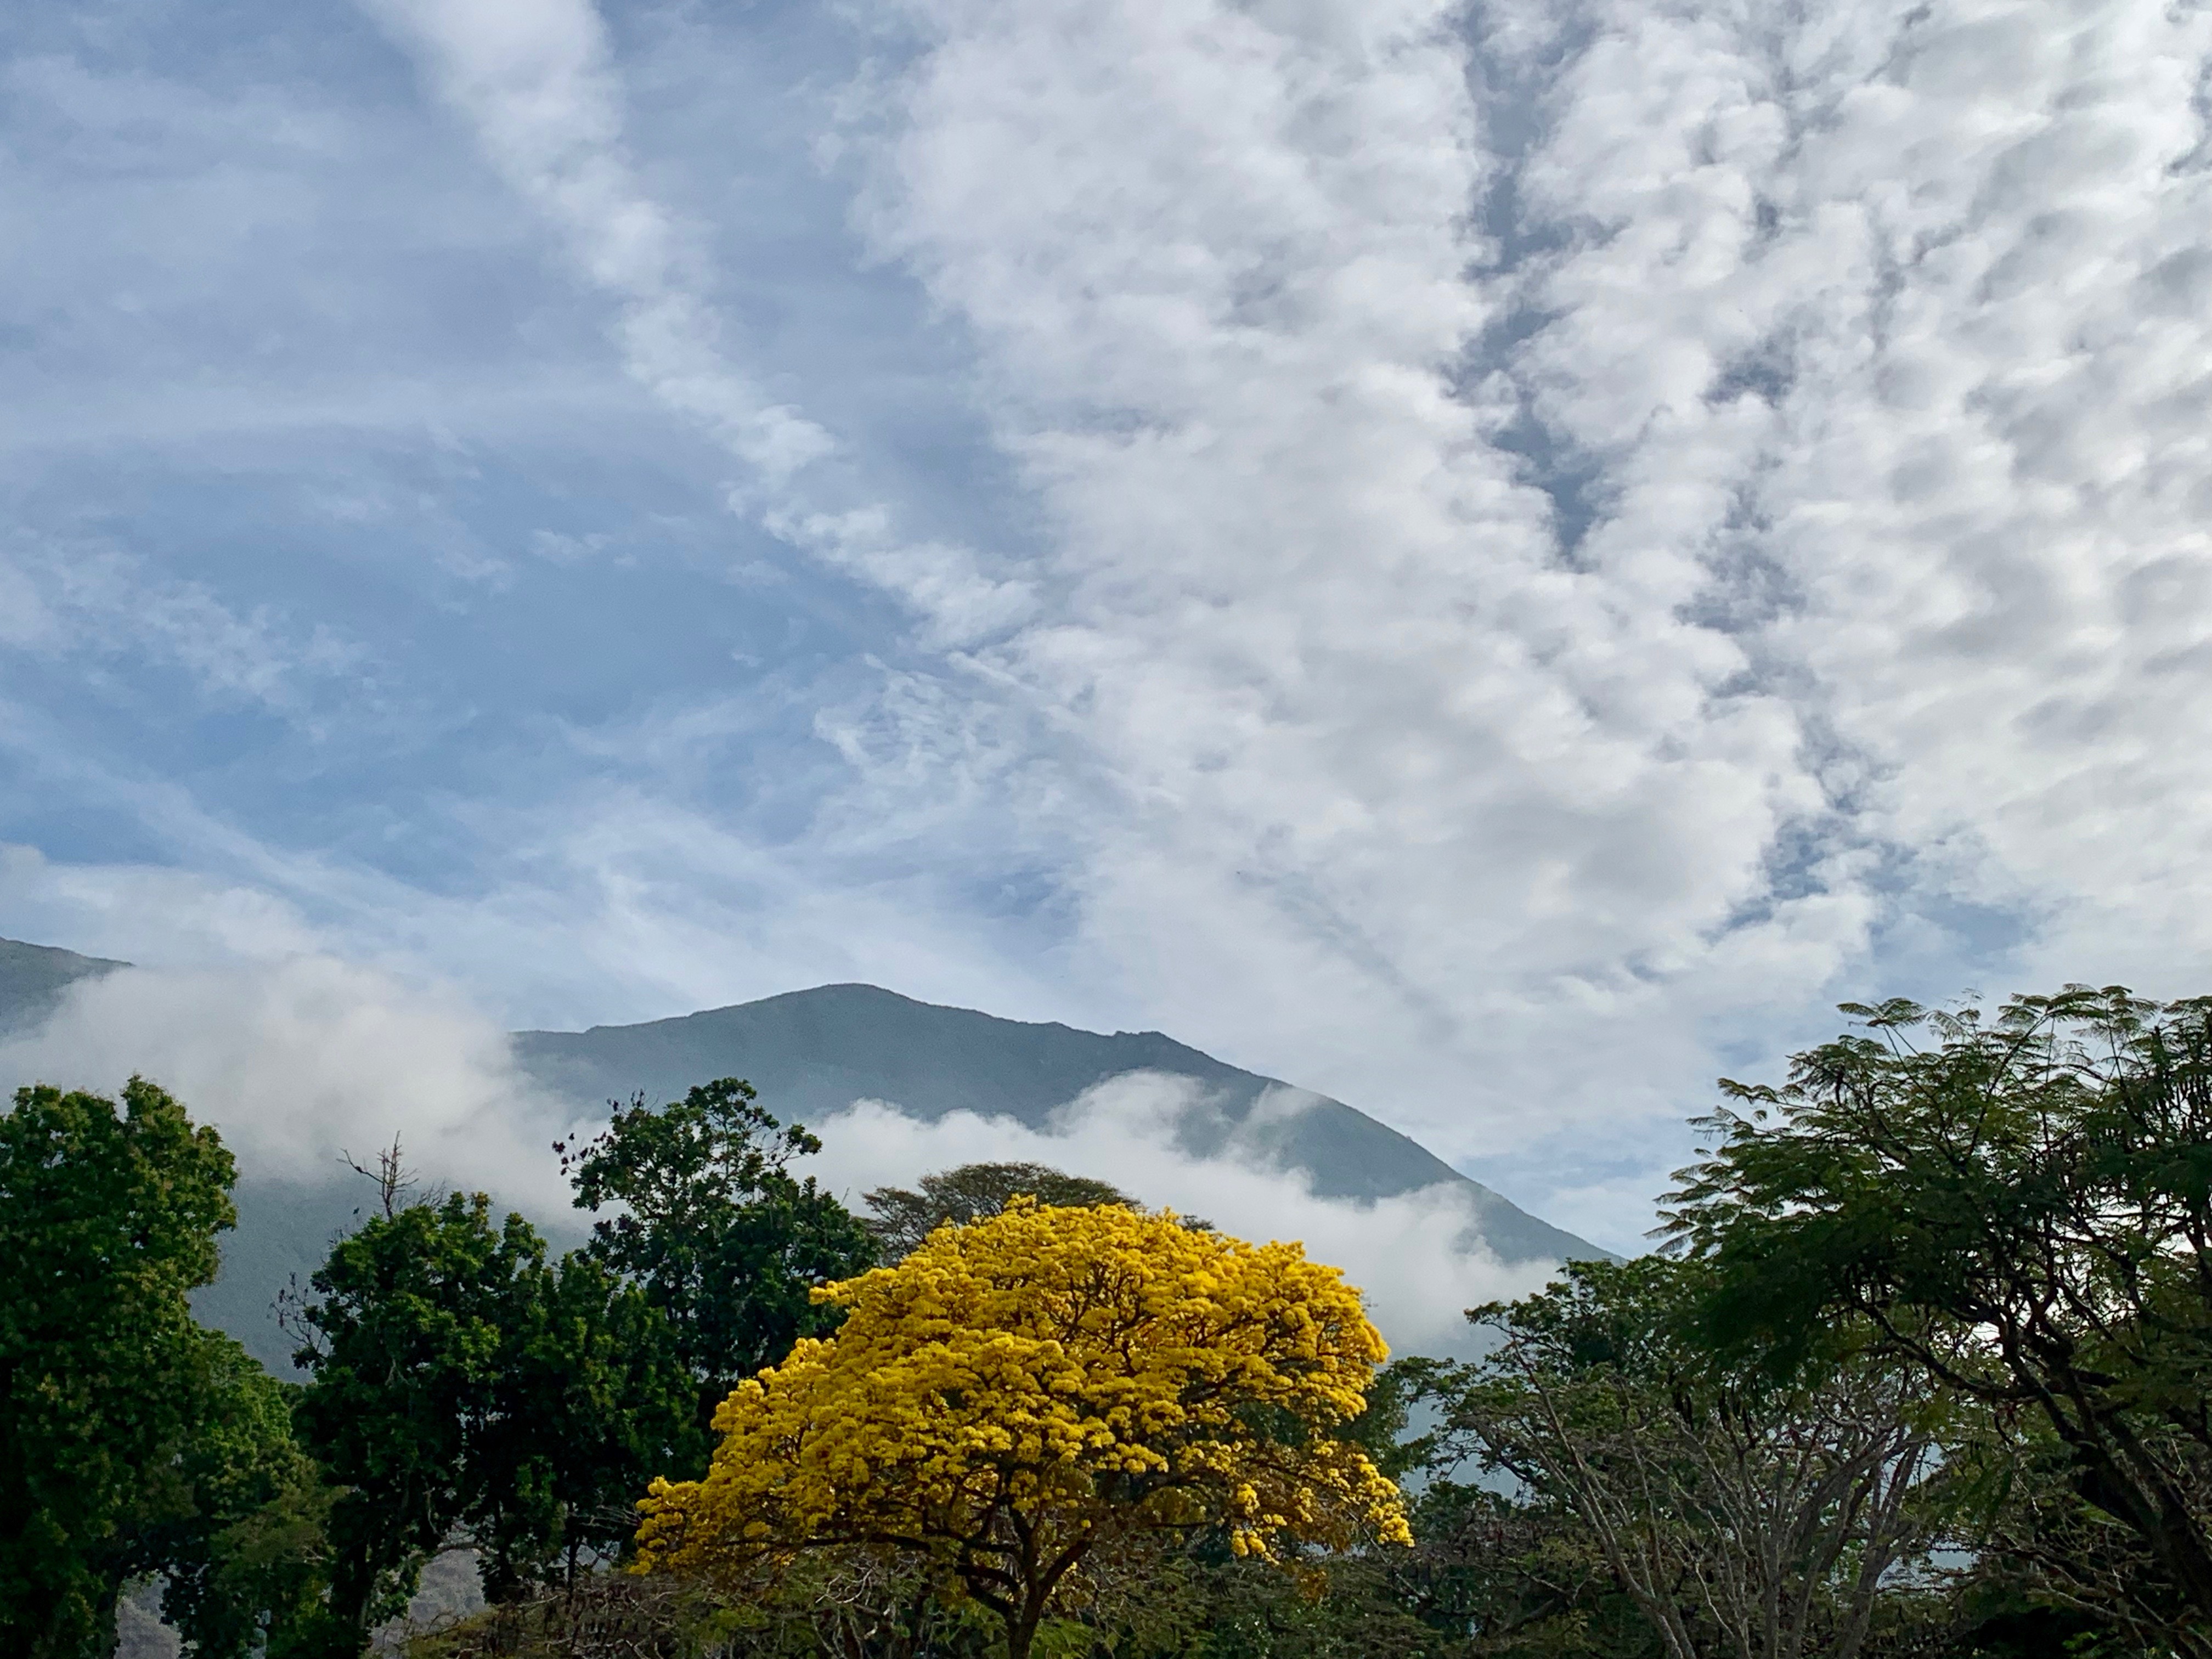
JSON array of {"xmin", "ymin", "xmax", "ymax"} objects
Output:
[{"xmin": 636, "ymin": 1198, "xmax": 1410, "ymax": 1658}]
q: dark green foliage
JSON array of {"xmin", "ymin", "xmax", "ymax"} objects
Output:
[
  {"xmin": 0, "ymin": 1079, "xmax": 335, "ymax": 1659},
  {"xmin": 403, "ymin": 1564, "xmax": 996, "ymax": 1659},
  {"xmin": 1, "ymin": 1078, "xmax": 236, "ymax": 1657},
  {"xmin": 557, "ymin": 1078, "xmax": 878, "ymax": 1465},
  {"xmin": 402, "ymin": 1575, "xmax": 729, "ymax": 1658},
  {"xmin": 1663, "ymin": 988, "xmax": 2212, "ymax": 1652},
  {"xmin": 295, "ymin": 1192, "xmax": 686, "ymax": 1640},
  {"xmin": 485, "ymin": 1249, "xmax": 690, "ymax": 1585},
  {"xmin": 396, "ymin": 1511, "xmax": 1655, "ymax": 1659},
  {"xmin": 861, "ymin": 1160, "xmax": 1138, "ymax": 1258},
  {"xmin": 296, "ymin": 1192, "xmax": 534, "ymax": 1633},
  {"xmin": 1382, "ymin": 1480, "xmax": 1665, "ymax": 1659},
  {"xmin": 1934, "ymin": 1576, "xmax": 2132, "ymax": 1659},
  {"xmin": 143, "ymin": 1340, "xmax": 343, "ymax": 1659}
]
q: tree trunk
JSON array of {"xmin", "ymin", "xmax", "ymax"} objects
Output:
[{"xmin": 1004, "ymin": 1593, "xmax": 1048, "ymax": 1659}]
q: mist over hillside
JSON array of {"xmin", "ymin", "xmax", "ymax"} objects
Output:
[
  {"xmin": 0, "ymin": 937, "xmax": 126, "ymax": 1034},
  {"xmin": 0, "ymin": 938, "xmax": 1602, "ymax": 1369},
  {"xmin": 514, "ymin": 983, "xmax": 1594, "ymax": 1264}
]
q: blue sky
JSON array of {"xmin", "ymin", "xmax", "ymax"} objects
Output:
[{"xmin": 8, "ymin": 0, "xmax": 2212, "ymax": 1250}]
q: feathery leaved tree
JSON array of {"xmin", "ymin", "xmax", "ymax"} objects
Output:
[
  {"xmin": 861, "ymin": 1160, "xmax": 1137, "ymax": 1259},
  {"xmin": 1413, "ymin": 1257, "xmax": 1953, "ymax": 1659},
  {"xmin": 1662, "ymin": 988, "xmax": 2212, "ymax": 1654}
]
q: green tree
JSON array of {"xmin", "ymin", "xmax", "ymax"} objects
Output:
[
  {"xmin": 1413, "ymin": 1257, "xmax": 1953, "ymax": 1659},
  {"xmin": 1663, "ymin": 989, "xmax": 2212, "ymax": 1654},
  {"xmin": 860, "ymin": 1160, "xmax": 1137, "ymax": 1257},
  {"xmin": 476, "ymin": 1246, "xmax": 688, "ymax": 1588},
  {"xmin": 142, "ymin": 1339, "xmax": 342, "ymax": 1659},
  {"xmin": 1381, "ymin": 1479, "xmax": 1668, "ymax": 1659},
  {"xmin": 295, "ymin": 1190, "xmax": 683, "ymax": 1641},
  {"xmin": 557, "ymin": 1077, "xmax": 877, "ymax": 1466},
  {"xmin": 2, "ymin": 1079, "xmax": 235, "ymax": 1658}
]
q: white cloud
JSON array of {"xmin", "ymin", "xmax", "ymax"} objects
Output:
[
  {"xmin": 1711, "ymin": 0, "xmax": 2212, "ymax": 986},
  {"xmin": 1438, "ymin": 0, "xmax": 2212, "ymax": 1003},
  {"xmin": 0, "ymin": 535, "xmax": 365, "ymax": 716},
  {"xmin": 362, "ymin": 0, "xmax": 831, "ymax": 482},
  {"xmin": 776, "ymin": 0, "xmax": 2212, "ymax": 1180},
  {"xmin": 0, "ymin": 957, "xmax": 585, "ymax": 1216},
  {"xmin": 806, "ymin": 1073, "xmax": 1554, "ymax": 1358},
  {"xmin": 825, "ymin": 0, "xmax": 1861, "ymax": 1150},
  {"xmin": 358, "ymin": 0, "xmax": 1034, "ymax": 646},
  {"xmin": 0, "ymin": 844, "xmax": 324, "ymax": 968}
]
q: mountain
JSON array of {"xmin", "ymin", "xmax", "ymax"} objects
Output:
[
  {"xmin": 515, "ymin": 983, "xmax": 1597, "ymax": 1264},
  {"xmin": 0, "ymin": 939, "xmax": 1605, "ymax": 1373},
  {"xmin": 0, "ymin": 936, "xmax": 127, "ymax": 1034}
]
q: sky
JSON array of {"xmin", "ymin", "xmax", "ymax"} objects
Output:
[{"xmin": 7, "ymin": 0, "xmax": 2212, "ymax": 1255}]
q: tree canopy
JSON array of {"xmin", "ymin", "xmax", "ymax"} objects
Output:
[
  {"xmin": 558, "ymin": 1077, "xmax": 878, "ymax": 1464},
  {"xmin": 1663, "ymin": 987, "xmax": 2212, "ymax": 1651},
  {"xmin": 139, "ymin": 1336, "xmax": 337, "ymax": 1659},
  {"xmin": 861, "ymin": 1160, "xmax": 1137, "ymax": 1258},
  {"xmin": 28, "ymin": 991, "xmax": 2212, "ymax": 1659},
  {"xmin": 1410, "ymin": 1256, "xmax": 1954, "ymax": 1659},
  {"xmin": 636, "ymin": 1198, "xmax": 1409, "ymax": 1659},
  {"xmin": 0, "ymin": 1079, "xmax": 336, "ymax": 1659},
  {"xmin": 294, "ymin": 1189, "xmax": 689, "ymax": 1641}
]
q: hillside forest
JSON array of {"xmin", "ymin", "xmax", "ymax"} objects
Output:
[{"xmin": 4, "ymin": 986, "xmax": 2210, "ymax": 1659}]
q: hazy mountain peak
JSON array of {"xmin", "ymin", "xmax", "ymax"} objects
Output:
[{"xmin": 515, "ymin": 981, "xmax": 1601, "ymax": 1266}]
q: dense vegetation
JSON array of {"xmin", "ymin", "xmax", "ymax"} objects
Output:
[{"xmin": 4, "ymin": 985, "xmax": 2209, "ymax": 1657}]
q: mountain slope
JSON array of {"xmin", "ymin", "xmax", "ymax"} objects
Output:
[
  {"xmin": 0, "ymin": 936, "xmax": 127, "ymax": 1033},
  {"xmin": 514, "ymin": 983, "xmax": 1599, "ymax": 1265}
]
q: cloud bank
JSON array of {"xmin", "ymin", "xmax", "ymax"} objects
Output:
[
  {"xmin": 0, "ymin": 959, "xmax": 585, "ymax": 1216},
  {"xmin": 807, "ymin": 1075, "xmax": 1550, "ymax": 1358}
]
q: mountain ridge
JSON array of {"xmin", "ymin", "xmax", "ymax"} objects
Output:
[{"xmin": 514, "ymin": 980, "xmax": 1595, "ymax": 1263}]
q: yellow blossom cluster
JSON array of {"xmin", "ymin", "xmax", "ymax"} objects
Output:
[{"xmin": 636, "ymin": 1198, "xmax": 1410, "ymax": 1627}]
